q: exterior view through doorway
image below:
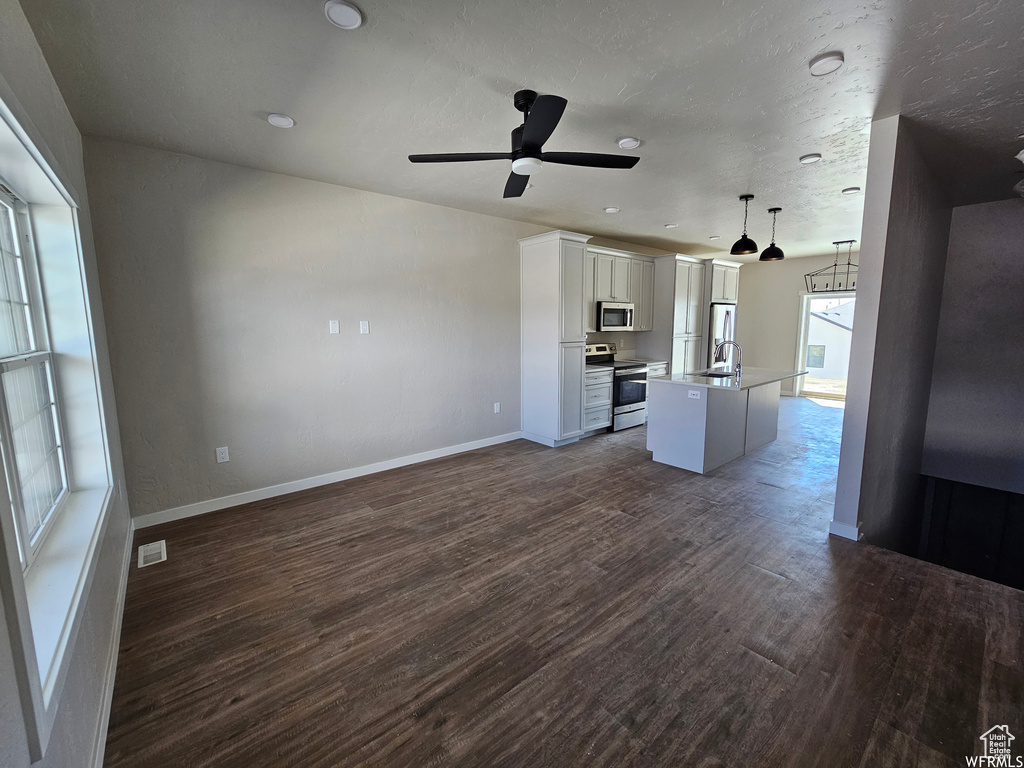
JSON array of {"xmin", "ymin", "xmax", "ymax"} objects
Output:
[{"xmin": 795, "ymin": 292, "xmax": 856, "ymax": 399}]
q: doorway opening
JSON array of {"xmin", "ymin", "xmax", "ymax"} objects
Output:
[{"xmin": 795, "ymin": 292, "xmax": 856, "ymax": 399}]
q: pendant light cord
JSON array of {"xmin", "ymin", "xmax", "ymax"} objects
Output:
[
  {"xmin": 743, "ymin": 197, "xmax": 749, "ymax": 236},
  {"xmin": 770, "ymin": 210, "xmax": 777, "ymax": 244}
]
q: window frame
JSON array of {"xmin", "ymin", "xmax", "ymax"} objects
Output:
[{"xmin": 0, "ymin": 186, "xmax": 70, "ymax": 571}]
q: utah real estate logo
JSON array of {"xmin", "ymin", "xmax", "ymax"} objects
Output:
[{"xmin": 967, "ymin": 725, "xmax": 1022, "ymax": 767}]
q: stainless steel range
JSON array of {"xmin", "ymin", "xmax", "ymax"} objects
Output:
[{"xmin": 585, "ymin": 344, "xmax": 648, "ymax": 431}]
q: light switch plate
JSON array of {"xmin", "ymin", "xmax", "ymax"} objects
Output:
[
  {"xmin": 688, "ymin": 389, "xmax": 701, "ymax": 400},
  {"xmin": 359, "ymin": 320, "xmax": 370, "ymax": 335},
  {"xmin": 329, "ymin": 320, "xmax": 340, "ymax": 334}
]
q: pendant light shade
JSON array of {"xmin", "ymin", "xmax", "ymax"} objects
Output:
[
  {"xmin": 759, "ymin": 207, "xmax": 784, "ymax": 261},
  {"xmin": 730, "ymin": 194, "xmax": 758, "ymax": 255}
]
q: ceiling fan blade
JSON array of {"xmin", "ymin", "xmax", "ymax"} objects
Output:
[
  {"xmin": 503, "ymin": 172, "xmax": 529, "ymax": 198},
  {"xmin": 541, "ymin": 152, "xmax": 640, "ymax": 169},
  {"xmin": 521, "ymin": 95, "xmax": 568, "ymax": 151},
  {"xmin": 409, "ymin": 152, "xmax": 511, "ymax": 163}
]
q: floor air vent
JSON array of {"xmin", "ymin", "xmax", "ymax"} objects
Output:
[{"xmin": 138, "ymin": 540, "xmax": 167, "ymax": 568}]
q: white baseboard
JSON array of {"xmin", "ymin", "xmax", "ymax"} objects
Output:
[
  {"xmin": 134, "ymin": 431, "xmax": 524, "ymax": 529},
  {"xmin": 521, "ymin": 431, "xmax": 582, "ymax": 448},
  {"xmin": 828, "ymin": 520, "xmax": 861, "ymax": 541},
  {"xmin": 91, "ymin": 516, "xmax": 134, "ymax": 768}
]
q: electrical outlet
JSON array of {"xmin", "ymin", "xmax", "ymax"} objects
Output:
[
  {"xmin": 329, "ymin": 320, "xmax": 340, "ymax": 334},
  {"xmin": 688, "ymin": 390, "xmax": 701, "ymax": 400},
  {"xmin": 216, "ymin": 446, "xmax": 230, "ymax": 463},
  {"xmin": 494, "ymin": 402, "xmax": 501, "ymax": 414},
  {"xmin": 359, "ymin": 320, "xmax": 370, "ymax": 335}
]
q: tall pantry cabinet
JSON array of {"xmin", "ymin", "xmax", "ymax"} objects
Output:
[
  {"xmin": 520, "ymin": 231, "xmax": 592, "ymax": 446},
  {"xmin": 635, "ymin": 254, "xmax": 706, "ymax": 374}
]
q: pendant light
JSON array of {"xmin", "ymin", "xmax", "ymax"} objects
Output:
[
  {"xmin": 759, "ymin": 207, "xmax": 784, "ymax": 261},
  {"xmin": 730, "ymin": 194, "xmax": 758, "ymax": 255}
]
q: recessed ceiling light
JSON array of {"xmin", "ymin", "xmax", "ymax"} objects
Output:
[
  {"xmin": 709, "ymin": 235, "xmax": 721, "ymax": 241},
  {"xmin": 324, "ymin": 0, "xmax": 363, "ymax": 29},
  {"xmin": 800, "ymin": 153, "xmax": 823, "ymax": 164},
  {"xmin": 267, "ymin": 113, "xmax": 295, "ymax": 128},
  {"xmin": 664, "ymin": 224, "xmax": 678, "ymax": 229},
  {"xmin": 604, "ymin": 207, "xmax": 620, "ymax": 214},
  {"xmin": 809, "ymin": 51, "xmax": 844, "ymax": 77},
  {"xmin": 842, "ymin": 186, "xmax": 861, "ymax": 195},
  {"xmin": 617, "ymin": 137, "xmax": 641, "ymax": 150}
]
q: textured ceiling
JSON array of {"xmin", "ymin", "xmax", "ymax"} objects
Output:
[{"xmin": 18, "ymin": 0, "xmax": 1024, "ymax": 260}]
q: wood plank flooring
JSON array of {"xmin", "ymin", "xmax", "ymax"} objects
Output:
[{"xmin": 105, "ymin": 398, "xmax": 1024, "ymax": 767}]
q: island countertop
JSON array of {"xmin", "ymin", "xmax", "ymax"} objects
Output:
[{"xmin": 649, "ymin": 367, "xmax": 807, "ymax": 391}]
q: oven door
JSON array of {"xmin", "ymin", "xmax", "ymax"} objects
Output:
[
  {"xmin": 613, "ymin": 367, "xmax": 648, "ymax": 412},
  {"xmin": 599, "ymin": 302, "xmax": 634, "ymax": 331}
]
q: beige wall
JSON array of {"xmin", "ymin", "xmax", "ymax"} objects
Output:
[
  {"xmin": 84, "ymin": 138, "xmax": 548, "ymax": 518},
  {"xmin": 736, "ymin": 254, "xmax": 838, "ymax": 394},
  {"xmin": 0, "ymin": 0, "xmax": 131, "ymax": 765}
]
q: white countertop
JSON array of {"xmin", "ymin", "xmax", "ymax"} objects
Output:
[{"xmin": 649, "ymin": 367, "xmax": 807, "ymax": 391}]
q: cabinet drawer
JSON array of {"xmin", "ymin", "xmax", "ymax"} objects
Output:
[
  {"xmin": 584, "ymin": 405, "xmax": 612, "ymax": 430},
  {"xmin": 584, "ymin": 370, "xmax": 613, "ymax": 385},
  {"xmin": 648, "ymin": 364, "xmax": 668, "ymax": 378},
  {"xmin": 584, "ymin": 382, "xmax": 612, "ymax": 407}
]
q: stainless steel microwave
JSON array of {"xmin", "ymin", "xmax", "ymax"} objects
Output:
[{"xmin": 598, "ymin": 301, "xmax": 634, "ymax": 331}]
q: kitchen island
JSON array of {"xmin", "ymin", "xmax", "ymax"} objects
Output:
[{"xmin": 647, "ymin": 368, "xmax": 806, "ymax": 473}]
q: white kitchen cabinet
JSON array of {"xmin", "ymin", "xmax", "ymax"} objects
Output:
[
  {"xmin": 583, "ymin": 367, "xmax": 613, "ymax": 430},
  {"xmin": 686, "ymin": 263, "xmax": 705, "ymax": 335},
  {"xmin": 710, "ymin": 262, "xmax": 740, "ymax": 303},
  {"xmin": 559, "ymin": 342, "xmax": 586, "ymax": 439},
  {"xmin": 594, "ymin": 251, "xmax": 632, "ymax": 301},
  {"xmin": 639, "ymin": 260, "xmax": 655, "ymax": 331},
  {"xmin": 560, "ymin": 241, "xmax": 585, "ymax": 343},
  {"xmin": 631, "ymin": 258, "xmax": 656, "ymax": 331},
  {"xmin": 612, "ymin": 256, "xmax": 630, "ymax": 301},
  {"xmin": 584, "ymin": 250, "xmax": 597, "ymax": 333},
  {"xmin": 636, "ymin": 254, "xmax": 707, "ymax": 377},
  {"xmin": 669, "ymin": 337, "xmax": 703, "ymax": 375},
  {"xmin": 521, "ymin": 230, "xmax": 593, "ymax": 446}
]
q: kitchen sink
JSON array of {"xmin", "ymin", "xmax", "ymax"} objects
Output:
[{"xmin": 700, "ymin": 371, "xmax": 734, "ymax": 379}]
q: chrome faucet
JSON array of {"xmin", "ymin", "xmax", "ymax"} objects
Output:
[{"xmin": 713, "ymin": 340, "xmax": 742, "ymax": 378}]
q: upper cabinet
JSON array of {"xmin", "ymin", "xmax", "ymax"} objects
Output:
[
  {"xmin": 588, "ymin": 246, "xmax": 654, "ymax": 331},
  {"xmin": 584, "ymin": 250, "xmax": 597, "ymax": 333},
  {"xmin": 559, "ymin": 240, "xmax": 586, "ymax": 342},
  {"xmin": 672, "ymin": 260, "xmax": 705, "ymax": 336},
  {"xmin": 595, "ymin": 252, "xmax": 632, "ymax": 301},
  {"xmin": 636, "ymin": 260, "xmax": 655, "ymax": 331},
  {"xmin": 710, "ymin": 261, "xmax": 740, "ymax": 303}
]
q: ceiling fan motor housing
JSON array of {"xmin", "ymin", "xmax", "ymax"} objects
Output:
[{"xmin": 513, "ymin": 89, "xmax": 538, "ymax": 114}]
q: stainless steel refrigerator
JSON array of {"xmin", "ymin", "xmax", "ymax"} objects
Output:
[{"xmin": 708, "ymin": 303, "xmax": 738, "ymax": 368}]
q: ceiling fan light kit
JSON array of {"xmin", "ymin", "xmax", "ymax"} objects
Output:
[
  {"xmin": 730, "ymin": 194, "xmax": 758, "ymax": 255},
  {"xmin": 511, "ymin": 157, "xmax": 543, "ymax": 175},
  {"xmin": 408, "ymin": 89, "xmax": 640, "ymax": 198},
  {"xmin": 759, "ymin": 207, "xmax": 784, "ymax": 261}
]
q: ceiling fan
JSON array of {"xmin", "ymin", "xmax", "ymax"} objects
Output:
[{"xmin": 408, "ymin": 90, "xmax": 640, "ymax": 198}]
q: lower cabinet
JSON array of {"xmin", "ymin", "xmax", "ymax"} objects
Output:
[
  {"xmin": 560, "ymin": 343, "xmax": 586, "ymax": 439},
  {"xmin": 583, "ymin": 368, "xmax": 613, "ymax": 430},
  {"xmin": 671, "ymin": 336, "xmax": 703, "ymax": 374}
]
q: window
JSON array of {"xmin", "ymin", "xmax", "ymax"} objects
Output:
[
  {"xmin": 807, "ymin": 344, "xmax": 826, "ymax": 368},
  {"xmin": 0, "ymin": 187, "xmax": 68, "ymax": 568}
]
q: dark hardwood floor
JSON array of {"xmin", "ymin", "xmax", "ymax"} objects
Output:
[{"xmin": 105, "ymin": 398, "xmax": 1024, "ymax": 767}]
